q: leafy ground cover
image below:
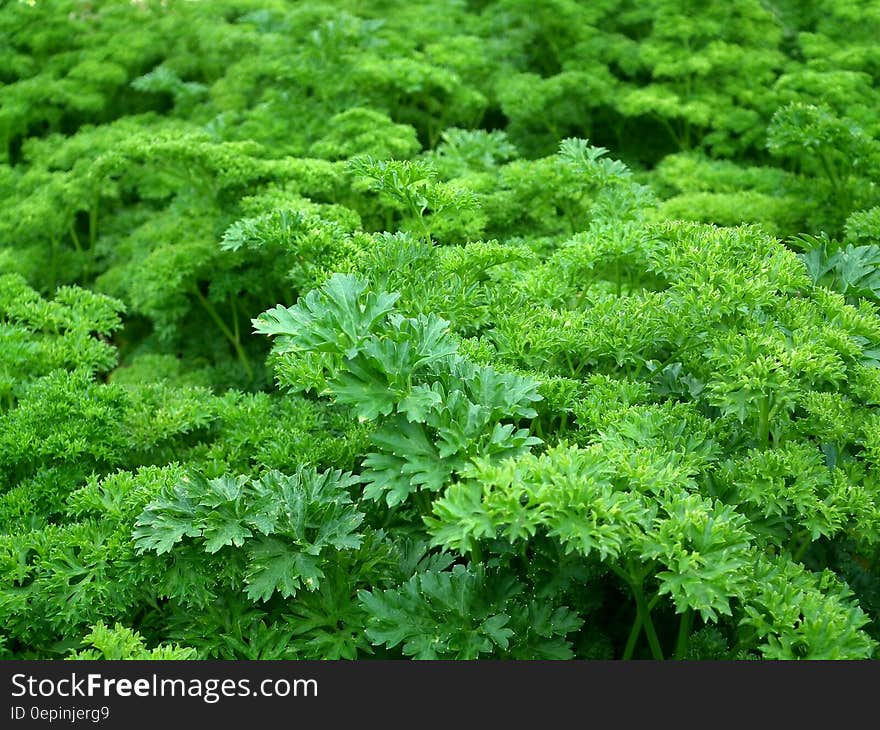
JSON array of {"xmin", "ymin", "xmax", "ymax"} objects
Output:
[{"xmin": 3, "ymin": 0, "xmax": 880, "ymax": 660}]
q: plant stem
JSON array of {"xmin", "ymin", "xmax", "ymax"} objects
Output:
[
  {"xmin": 68, "ymin": 221, "xmax": 82, "ymax": 253},
  {"xmin": 403, "ymin": 193, "xmax": 433, "ymax": 247},
  {"xmin": 192, "ymin": 287, "xmax": 254, "ymax": 380},
  {"xmin": 418, "ymin": 211, "xmax": 433, "ymax": 247},
  {"xmin": 49, "ymin": 237, "xmax": 58, "ymax": 292},
  {"xmin": 654, "ymin": 113, "xmax": 684, "ymax": 150},
  {"xmin": 757, "ymin": 395, "xmax": 771, "ymax": 449},
  {"xmin": 414, "ymin": 488, "xmax": 432, "ymax": 516},
  {"xmin": 469, "ymin": 540, "xmax": 483, "ymax": 565},
  {"xmin": 231, "ymin": 297, "xmax": 241, "ymax": 343},
  {"xmin": 792, "ymin": 531, "xmax": 812, "ymax": 563},
  {"xmin": 533, "ymin": 417, "xmax": 544, "ymax": 439},
  {"xmin": 817, "ymin": 151, "xmax": 840, "ymax": 194},
  {"xmin": 632, "ymin": 581, "xmax": 664, "ymax": 660},
  {"xmin": 674, "ymin": 608, "xmax": 694, "ymax": 660},
  {"xmin": 612, "ymin": 563, "xmax": 665, "ymax": 660},
  {"xmin": 622, "ymin": 611, "xmax": 643, "ymax": 660},
  {"xmin": 89, "ymin": 200, "xmax": 98, "ymax": 249}
]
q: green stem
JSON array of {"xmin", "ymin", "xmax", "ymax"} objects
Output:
[
  {"xmin": 192, "ymin": 287, "xmax": 254, "ymax": 380},
  {"xmin": 469, "ymin": 540, "xmax": 483, "ymax": 565},
  {"xmin": 68, "ymin": 221, "xmax": 82, "ymax": 254},
  {"xmin": 792, "ymin": 532, "xmax": 812, "ymax": 563},
  {"xmin": 756, "ymin": 395, "xmax": 771, "ymax": 449},
  {"xmin": 89, "ymin": 201, "xmax": 98, "ymax": 250},
  {"xmin": 632, "ymin": 582, "xmax": 664, "ymax": 660},
  {"xmin": 414, "ymin": 488, "xmax": 432, "ymax": 516},
  {"xmin": 674, "ymin": 608, "xmax": 694, "ymax": 660},
  {"xmin": 417, "ymin": 210, "xmax": 433, "ymax": 247},
  {"xmin": 817, "ymin": 150, "xmax": 853, "ymax": 216},
  {"xmin": 612, "ymin": 564, "xmax": 665, "ymax": 660},
  {"xmin": 231, "ymin": 297, "xmax": 241, "ymax": 344},
  {"xmin": 682, "ymin": 119, "xmax": 691, "ymax": 151},
  {"xmin": 654, "ymin": 113, "xmax": 684, "ymax": 150},
  {"xmin": 622, "ymin": 611, "xmax": 643, "ymax": 660},
  {"xmin": 817, "ymin": 151, "xmax": 840, "ymax": 194},
  {"xmin": 533, "ymin": 417, "xmax": 544, "ymax": 439},
  {"xmin": 49, "ymin": 237, "xmax": 58, "ymax": 292},
  {"xmin": 405, "ymin": 194, "xmax": 433, "ymax": 246},
  {"xmin": 732, "ymin": 628, "xmax": 758, "ymax": 659}
]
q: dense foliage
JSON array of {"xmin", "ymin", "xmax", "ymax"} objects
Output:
[{"xmin": 3, "ymin": 0, "xmax": 880, "ymax": 660}]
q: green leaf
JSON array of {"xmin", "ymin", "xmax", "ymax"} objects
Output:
[
  {"xmin": 245, "ymin": 537, "xmax": 322, "ymax": 602},
  {"xmin": 254, "ymin": 273, "xmax": 399, "ymax": 359}
]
